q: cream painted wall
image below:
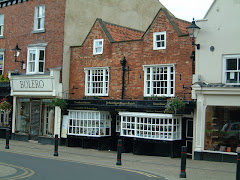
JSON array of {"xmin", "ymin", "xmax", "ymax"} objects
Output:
[
  {"xmin": 195, "ymin": 0, "xmax": 240, "ymax": 84},
  {"xmin": 62, "ymin": 0, "xmax": 163, "ymax": 98}
]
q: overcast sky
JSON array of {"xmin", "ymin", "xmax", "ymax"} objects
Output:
[{"xmin": 159, "ymin": 0, "xmax": 215, "ymax": 21}]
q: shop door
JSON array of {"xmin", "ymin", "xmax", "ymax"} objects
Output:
[
  {"xmin": 30, "ymin": 100, "xmax": 41, "ymax": 140},
  {"xmin": 186, "ymin": 118, "xmax": 193, "ymax": 156}
]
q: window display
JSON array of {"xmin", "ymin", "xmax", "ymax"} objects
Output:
[
  {"xmin": 16, "ymin": 99, "xmax": 30, "ymax": 133},
  {"xmin": 0, "ymin": 112, "xmax": 9, "ymax": 127},
  {"xmin": 119, "ymin": 112, "xmax": 182, "ymax": 141},
  {"xmin": 205, "ymin": 106, "xmax": 240, "ymax": 153},
  {"xmin": 68, "ymin": 111, "xmax": 111, "ymax": 137}
]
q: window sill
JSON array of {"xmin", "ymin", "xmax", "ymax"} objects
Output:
[
  {"xmin": 153, "ymin": 47, "xmax": 166, "ymax": 50},
  {"xmin": 32, "ymin": 29, "xmax": 46, "ymax": 34},
  {"xmin": 0, "ymin": 36, "xmax": 4, "ymax": 39},
  {"xmin": 93, "ymin": 53, "xmax": 103, "ymax": 55}
]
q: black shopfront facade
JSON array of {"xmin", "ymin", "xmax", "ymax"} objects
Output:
[
  {"xmin": 0, "ymin": 82, "xmax": 12, "ymax": 138},
  {"xmin": 65, "ymin": 99, "xmax": 195, "ymax": 158}
]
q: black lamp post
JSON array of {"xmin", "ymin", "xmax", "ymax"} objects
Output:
[
  {"xmin": 186, "ymin": 18, "xmax": 201, "ymax": 50},
  {"xmin": 12, "ymin": 43, "xmax": 24, "ymax": 68}
]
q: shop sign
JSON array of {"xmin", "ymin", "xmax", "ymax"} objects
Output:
[{"xmin": 12, "ymin": 78, "xmax": 53, "ymax": 92}]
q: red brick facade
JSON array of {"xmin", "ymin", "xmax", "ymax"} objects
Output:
[
  {"xmin": 70, "ymin": 8, "xmax": 194, "ymax": 100},
  {"xmin": 0, "ymin": 0, "xmax": 66, "ymax": 75}
]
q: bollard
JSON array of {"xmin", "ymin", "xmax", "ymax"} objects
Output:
[
  {"xmin": 5, "ymin": 128, "xmax": 10, "ymax": 149},
  {"xmin": 237, "ymin": 153, "xmax": 240, "ymax": 180},
  {"xmin": 179, "ymin": 146, "xmax": 187, "ymax": 178},
  {"xmin": 116, "ymin": 139, "xmax": 122, "ymax": 165},
  {"xmin": 54, "ymin": 134, "xmax": 59, "ymax": 156}
]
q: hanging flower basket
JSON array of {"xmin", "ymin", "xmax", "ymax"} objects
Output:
[
  {"xmin": 164, "ymin": 97, "xmax": 185, "ymax": 114},
  {"xmin": 0, "ymin": 98, "xmax": 12, "ymax": 113},
  {"xmin": 51, "ymin": 97, "xmax": 67, "ymax": 110},
  {"xmin": 0, "ymin": 74, "xmax": 10, "ymax": 82}
]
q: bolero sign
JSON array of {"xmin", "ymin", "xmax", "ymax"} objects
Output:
[{"xmin": 12, "ymin": 78, "xmax": 53, "ymax": 92}]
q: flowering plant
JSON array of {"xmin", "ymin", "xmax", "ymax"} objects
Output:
[
  {"xmin": 0, "ymin": 74, "xmax": 10, "ymax": 82},
  {"xmin": 0, "ymin": 98, "xmax": 12, "ymax": 113},
  {"xmin": 51, "ymin": 97, "xmax": 67, "ymax": 110},
  {"xmin": 165, "ymin": 96, "xmax": 185, "ymax": 114}
]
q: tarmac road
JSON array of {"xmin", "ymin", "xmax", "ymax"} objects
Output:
[{"xmin": 0, "ymin": 151, "xmax": 166, "ymax": 180}]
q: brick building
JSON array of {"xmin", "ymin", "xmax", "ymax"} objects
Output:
[
  {"xmin": 67, "ymin": 8, "xmax": 195, "ymax": 157},
  {"xmin": 0, "ymin": 0, "xmax": 66, "ymax": 142},
  {"xmin": 0, "ymin": 0, "xmax": 164, "ymax": 144}
]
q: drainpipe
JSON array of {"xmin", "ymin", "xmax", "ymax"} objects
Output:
[{"xmin": 120, "ymin": 57, "xmax": 126, "ymax": 100}]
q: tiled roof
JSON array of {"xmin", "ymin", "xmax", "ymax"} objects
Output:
[
  {"xmin": 104, "ymin": 22, "xmax": 144, "ymax": 42},
  {"xmin": 88, "ymin": 7, "xmax": 190, "ymax": 45}
]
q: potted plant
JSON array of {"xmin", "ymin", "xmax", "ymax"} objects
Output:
[
  {"xmin": 164, "ymin": 96, "xmax": 185, "ymax": 114},
  {"xmin": 51, "ymin": 97, "xmax": 67, "ymax": 110},
  {"xmin": 0, "ymin": 98, "xmax": 12, "ymax": 113}
]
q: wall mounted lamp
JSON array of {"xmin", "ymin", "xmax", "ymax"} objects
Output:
[
  {"xmin": 12, "ymin": 43, "xmax": 24, "ymax": 68},
  {"xmin": 186, "ymin": 18, "xmax": 201, "ymax": 50}
]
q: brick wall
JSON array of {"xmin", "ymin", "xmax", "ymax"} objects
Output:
[
  {"xmin": 0, "ymin": 0, "xmax": 66, "ymax": 74},
  {"xmin": 70, "ymin": 10, "xmax": 194, "ymax": 100}
]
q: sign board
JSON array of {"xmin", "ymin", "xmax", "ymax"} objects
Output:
[
  {"xmin": 12, "ymin": 78, "xmax": 53, "ymax": 92},
  {"xmin": 61, "ymin": 115, "xmax": 69, "ymax": 138}
]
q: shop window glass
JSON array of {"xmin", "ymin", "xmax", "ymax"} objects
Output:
[
  {"xmin": 16, "ymin": 98, "xmax": 30, "ymax": 133},
  {"xmin": 68, "ymin": 110, "xmax": 111, "ymax": 137},
  {"xmin": 41, "ymin": 99, "xmax": 54, "ymax": 136},
  {"xmin": 205, "ymin": 106, "xmax": 240, "ymax": 153}
]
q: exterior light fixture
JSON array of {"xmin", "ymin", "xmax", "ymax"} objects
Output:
[
  {"xmin": 12, "ymin": 43, "xmax": 24, "ymax": 68},
  {"xmin": 186, "ymin": 18, "xmax": 201, "ymax": 50}
]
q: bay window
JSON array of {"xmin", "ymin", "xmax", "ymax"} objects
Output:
[
  {"xmin": 119, "ymin": 112, "xmax": 182, "ymax": 141},
  {"xmin": 27, "ymin": 47, "xmax": 45, "ymax": 74}
]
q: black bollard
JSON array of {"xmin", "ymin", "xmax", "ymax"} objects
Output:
[
  {"xmin": 116, "ymin": 139, "xmax": 122, "ymax": 165},
  {"xmin": 54, "ymin": 134, "xmax": 59, "ymax": 156},
  {"xmin": 5, "ymin": 128, "xmax": 10, "ymax": 149},
  {"xmin": 179, "ymin": 146, "xmax": 187, "ymax": 178},
  {"xmin": 237, "ymin": 153, "xmax": 240, "ymax": 180}
]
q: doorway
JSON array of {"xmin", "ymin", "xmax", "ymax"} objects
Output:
[{"xmin": 30, "ymin": 99, "xmax": 41, "ymax": 140}]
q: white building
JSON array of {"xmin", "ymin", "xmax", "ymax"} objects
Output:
[{"xmin": 192, "ymin": 0, "xmax": 240, "ymax": 162}]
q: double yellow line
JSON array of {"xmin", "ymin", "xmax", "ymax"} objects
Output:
[
  {"xmin": 0, "ymin": 149, "xmax": 159, "ymax": 179},
  {"xmin": 0, "ymin": 162, "xmax": 35, "ymax": 180}
]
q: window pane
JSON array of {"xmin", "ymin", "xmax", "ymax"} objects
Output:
[
  {"xmin": 226, "ymin": 72, "xmax": 237, "ymax": 83},
  {"xmin": 39, "ymin": 50, "xmax": 44, "ymax": 60},
  {"xmin": 39, "ymin": 62, "xmax": 44, "ymax": 72},
  {"xmin": 226, "ymin": 59, "xmax": 237, "ymax": 70}
]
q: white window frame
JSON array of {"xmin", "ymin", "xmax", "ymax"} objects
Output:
[
  {"xmin": 223, "ymin": 55, "xmax": 240, "ymax": 85},
  {"xmin": 68, "ymin": 110, "xmax": 112, "ymax": 137},
  {"xmin": 34, "ymin": 5, "xmax": 45, "ymax": 31},
  {"xmin": 93, "ymin": 39, "xmax": 104, "ymax": 55},
  {"xmin": 84, "ymin": 67, "xmax": 109, "ymax": 96},
  {"xmin": 143, "ymin": 64, "xmax": 175, "ymax": 97},
  {"xmin": 0, "ymin": 14, "xmax": 4, "ymax": 37},
  {"xmin": 153, "ymin": 31, "xmax": 166, "ymax": 50},
  {"xmin": 27, "ymin": 47, "xmax": 45, "ymax": 74},
  {"xmin": 119, "ymin": 112, "xmax": 182, "ymax": 141},
  {"xmin": 0, "ymin": 51, "xmax": 4, "ymax": 75}
]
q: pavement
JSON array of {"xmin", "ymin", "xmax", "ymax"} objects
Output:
[{"xmin": 0, "ymin": 138, "xmax": 236, "ymax": 180}]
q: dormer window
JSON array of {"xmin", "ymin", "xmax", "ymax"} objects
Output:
[
  {"xmin": 93, "ymin": 39, "xmax": 104, "ymax": 55},
  {"xmin": 153, "ymin": 32, "xmax": 166, "ymax": 50}
]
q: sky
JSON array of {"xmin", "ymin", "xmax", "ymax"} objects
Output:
[{"xmin": 159, "ymin": 0, "xmax": 215, "ymax": 21}]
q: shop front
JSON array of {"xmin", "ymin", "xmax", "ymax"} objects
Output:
[
  {"xmin": 0, "ymin": 82, "xmax": 12, "ymax": 138},
  {"xmin": 192, "ymin": 84, "xmax": 240, "ymax": 162},
  {"xmin": 65, "ymin": 99, "xmax": 195, "ymax": 157},
  {"xmin": 9, "ymin": 68, "xmax": 62, "ymax": 144}
]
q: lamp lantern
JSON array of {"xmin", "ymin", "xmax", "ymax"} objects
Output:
[{"xmin": 186, "ymin": 18, "xmax": 201, "ymax": 50}]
